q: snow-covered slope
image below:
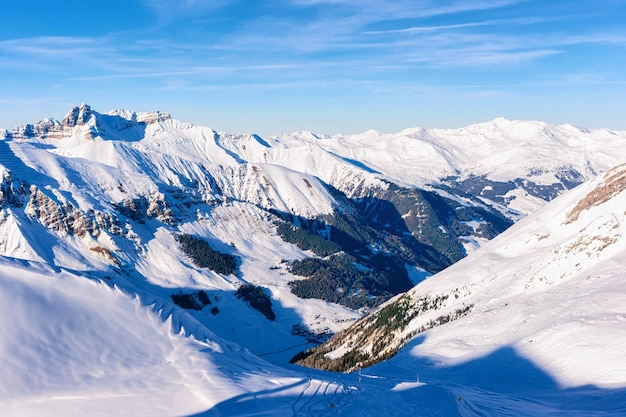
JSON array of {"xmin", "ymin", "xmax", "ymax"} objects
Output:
[
  {"xmin": 0, "ymin": 256, "xmax": 354, "ymax": 417},
  {"xmin": 261, "ymin": 118, "xmax": 626, "ymax": 214},
  {"xmin": 3, "ymin": 166, "xmax": 625, "ymax": 417},
  {"xmin": 2, "ymin": 105, "xmax": 626, "ymax": 416},
  {"xmin": 300, "ymin": 163, "xmax": 626, "ymax": 391},
  {"xmin": 405, "ymin": 163, "xmax": 626, "ymax": 389},
  {"xmin": 1, "ymin": 104, "xmax": 625, "ymax": 359},
  {"xmin": 5, "ymin": 106, "xmax": 626, "ymax": 213}
]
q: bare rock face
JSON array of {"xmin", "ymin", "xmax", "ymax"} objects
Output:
[
  {"xmin": 4, "ymin": 104, "xmax": 171, "ymax": 143},
  {"xmin": 146, "ymin": 193, "xmax": 175, "ymax": 224},
  {"xmin": 0, "ymin": 170, "xmax": 28, "ymax": 208},
  {"xmin": 24, "ymin": 186, "xmax": 123, "ymax": 237},
  {"xmin": 4, "ymin": 119, "xmax": 69, "ymax": 141},
  {"xmin": 25, "ymin": 186, "xmax": 71, "ymax": 234},
  {"xmin": 62, "ymin": 103, "xmax": 93, "ymax": 127},
  {"xmin": 2, "ymin": 103, "xmax": 96, "ymax": 141},
  {"xmin": 116, "ymin": 194, "xmax": 175, "ymax": 225},
  {"xmin": 136, "ymin": 110, "xmax": 171, "ymax": 125},
  {"xmin": 566, "ymin": 163, "xmax": 626, "ymax": 223}
]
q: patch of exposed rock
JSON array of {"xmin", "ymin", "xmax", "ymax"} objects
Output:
[
  {"xmin": 566, "ymin": 163, "xmax": 626, "ymax": 224},
  {"xmin": 24, "ymin": 186, "xmax": 123, "ymax": 237},
  {"xmin": 3, "ymin": 103, "xmax": 171, "ymax": 142},
  {"xmin": 0, "ymin": 170, "xmax": 28, "ymax": 208},
  {"xmin": 116, "ymin": 193, "xmax": 175, "ymax": 225},
  {"xmin": 62, "ymin": 103, "xmax": 93, "ymax": 127}
]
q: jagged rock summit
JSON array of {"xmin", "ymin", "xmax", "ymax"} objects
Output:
[
  {"xmin": 2, "ymin": 103, "xmax": 172, "ymax": 142},
  {"xmin": 62, "ymin": 102, "xmax": 94, "ymax": 127}
]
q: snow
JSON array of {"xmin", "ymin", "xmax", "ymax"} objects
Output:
[
  {"xmin": 0, "ymin": 258, "xmax": 228, "ymax": 416},
  {"xmin": 390, "ymin": 381, "xmax": 426, "ymax": 392},
  {"xmin": 2, "ymin": 107, "xmax": 626, "ymax": 415},
  {"xmin": 126, "ymin": 201, "xmax": 361, "ymax": 363},
  {"xmin": 405, "ymin": 264, "xmax": 431, "ymax": 285},
  {"xmin": 0, "ymin": 256, "xmax": 355, "ymax": 417},
  {"xmin": 391, "ymin": 163, "xmax": 626, "ymax": 392},
  {"xmin": 501, "ymin": 187, "xmax": 548, "ymax": 213}
]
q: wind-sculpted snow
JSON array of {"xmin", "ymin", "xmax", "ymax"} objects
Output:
[{"xmin": 0, "ymin": 256, "xmax": 352, "ymax": 417}]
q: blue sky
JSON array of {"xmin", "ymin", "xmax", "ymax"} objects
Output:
[{"xmin": 1, "ymin": 0, "xmax": 625, "ymax": 136}]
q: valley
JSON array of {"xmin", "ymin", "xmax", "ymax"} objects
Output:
[{"xmin": 1, "ymin": 105, "xmax": 626, "ymax": 415}]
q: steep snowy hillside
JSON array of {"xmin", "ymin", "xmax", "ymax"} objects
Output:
[
  {"xmin": 0, "ymin": 256, "xmax": 353, "ymax": 417},
  {"xmin": 3, "ymin": 169, "xmax": 625, "ymax": 416},
  {"xmin": 1, "ymin": 104, "xmax": 625, "ymax": 364},
  {"xmin": 0, "ymin": 104, "xmax": 510, "ymax": 357},
  {"xmin": 3, "ymin": 105, "xmax": 626, "ymax": 416},
  {"xmin": 297, "ymin": 163, "xmax": 626, "ymax": 395}
]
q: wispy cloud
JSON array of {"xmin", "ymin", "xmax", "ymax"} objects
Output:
[
  {"xmin": 2, "ymin": 0, "xmax": 625, "ymax": 107},
  {"xmin": 134, "ymin": 0, "xmax": 233, "ymax": 21},
  {"xmin": 70, "ymin": 64, "xmax": 300, "ymax": 81},
  {"xmin": 364, "ymin": 16, "xmax": 567, "ymax": 35},
  {"xmin": 289, "ymin": 0, "xmax": 526, "ymax": 19},
  {"xmin": 411, "ymin": 48, "xmax": 563, "ymax": 66},
  {"xmin": 0, "ymin": 36, "xmax": 102, "ymax": 57}
]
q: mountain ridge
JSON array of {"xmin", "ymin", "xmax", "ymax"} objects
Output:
[
  {"xmin": 2, "ymin": 105, "xmax": 626, "ymax": 415},
  {"xmin": 295, "ymin": 162, "xmax": 626, "ymax": 387}
]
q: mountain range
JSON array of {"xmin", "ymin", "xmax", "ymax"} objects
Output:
[{"xmin": 1, "ymin": 104, "xmax": 625, "ymax": 416}]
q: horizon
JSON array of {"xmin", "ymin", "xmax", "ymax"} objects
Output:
[
  {"xmin": 2, "ymin": 102, "xmax": 619, "ymax": 138},
  {"xmin": 2, "ymin": 0, "xmax": 626, "ymax": 136}
]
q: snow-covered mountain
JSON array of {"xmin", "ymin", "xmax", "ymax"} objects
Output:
[
  {"xmin": 1, "ymin": 104, "xmax": 626, "ymax": 354},
  {"xmin": 2, "ymin": 105, "xmax": 626, "ymax": 415},
  {"xmin": 297, "ymin": 163, "xmax": 626, "ymax": 387}
]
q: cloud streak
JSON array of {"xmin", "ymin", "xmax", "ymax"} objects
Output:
[
  {"xmin": 2, "ymin": 0, "xmax": 622, "ymax": 81},
  {"xmin": 134, "ymin": 0, "xmax": 233, "ymax": 20},
  {"xmin": 2, "ymin": 0, "xmax": 626, "ymax": 134}
]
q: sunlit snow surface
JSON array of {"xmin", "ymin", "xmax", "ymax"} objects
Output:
[
  {"xmin": 3, "ymin": 173, "xmax": 626, "ymax": 416},
  {"xmin": 400, "ymin": 165, "xmax": 626, "ymax": 388},
  {"xmin": 1, "ymin": 111, "xmax": 626, "ymax": 415},
  {"xmin": 3, "ymin": 247, "xmax": 623, "ymax": 417},
  {"xmin": 0, "ymin": 257, "xmax": 351, "ymax": 417}
]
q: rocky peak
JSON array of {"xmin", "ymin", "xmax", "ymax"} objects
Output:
[
  {"xmin": 136, "ymin": 110, "xmax": 171, "ymax": 125},
  {"xmin": 4, "ymin": 118, "xmax": 65, "ymax": 141},
  {"xmin": 62, "ymin": 103, "xmax": 93, "ymax": 127}
]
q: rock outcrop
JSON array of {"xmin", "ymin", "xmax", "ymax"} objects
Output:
[
  {"xmin": 62, "ymin": 103, "xmax": 93, "ymax": 127},
  {"xmin": 566, "ymin": 163, "xmax": 626, "ymax": 223},
  {"xmin": 0, "ymin": 169, "xmax": 28, "ymax": 208},
  {"xmin": 24, "ymin": 186, "xmax": 123, "ymax": 237}
]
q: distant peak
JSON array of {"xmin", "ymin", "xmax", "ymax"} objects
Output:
[
  {"xmin": 486, "ymin": 117, "xmax": 515, "ymax": 127},
  {"xmin": 293, "ymin": 130, "xmax": 323, "ymax": 140},
  {"xmin": 362, "ymin": 129, "xmax": 384, "ymax": 137},
  {"xmin": 61, "ymin": 104, "xmax": 173, "ymax": 130},
  {"xmin": 107, "ymin": 108, "xmax": 172, "ymax": 124},
  {"xmin": 62, "ymin": 103, "xmax": 93, "ymax": 127}
]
